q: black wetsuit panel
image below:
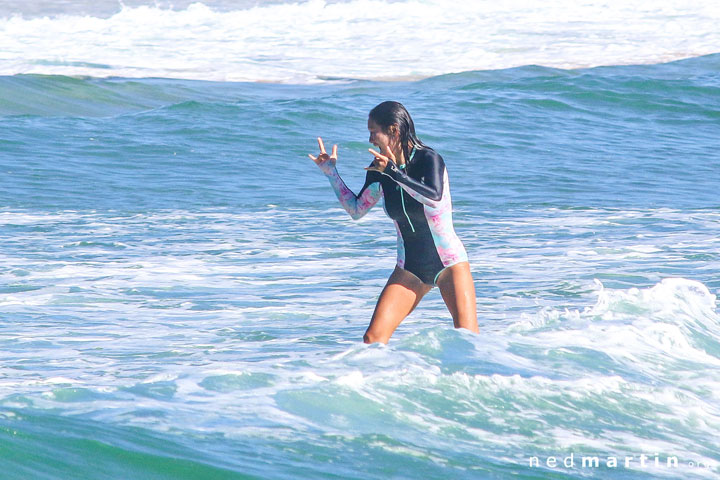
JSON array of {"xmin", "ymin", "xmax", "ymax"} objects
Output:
[{"xmin": 358, "ymin": 147, "xmax": 465, "ymax": 285}]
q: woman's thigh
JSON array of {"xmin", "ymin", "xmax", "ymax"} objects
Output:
[
  {"xmin": 364, "ymin": 266, "xmax": 432, "ymax": 344},
  {"xmin": 436, "ymin": 261, "xmax": 479, "ymax": 333}
]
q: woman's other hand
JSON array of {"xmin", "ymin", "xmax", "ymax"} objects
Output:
[{"xmin": 366, "ymin": 144, "xmax": 397, "ymax": 173}]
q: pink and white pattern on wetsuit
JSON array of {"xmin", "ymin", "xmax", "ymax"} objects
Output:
[
  {"xmin": 395, "ymin": 168, "xmax": 468, "ymax": 268},
  {"xmin": 324, "ymin": 166, "xmax": 382, "ymax": 220}
]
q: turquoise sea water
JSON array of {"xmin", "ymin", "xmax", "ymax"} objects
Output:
[{"xmin": 1, "ymin": 8, "xmax": 720, "ymax": 479}]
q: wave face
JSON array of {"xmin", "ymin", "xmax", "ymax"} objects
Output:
[
  {"xmin": 1, "ymin": 0, "xmax": 720, "ymax": 82},
  {"xmin": 1, "ymin": 56, "xmax": 718, "ymax": 209}
]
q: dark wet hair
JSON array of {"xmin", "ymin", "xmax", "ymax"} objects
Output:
[{"xmin": 369, "ymin": 101, "xmax": 427, "ymax": 162}]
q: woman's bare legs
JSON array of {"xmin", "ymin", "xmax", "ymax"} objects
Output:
[
  {"xmin": 436, "ymin": 261, "xmax": 479, "ymax": 333},
  {"xmin": 364, "ymin": 266, "xmax": 432, "ymax": 344},
  {"xmin": 364, "ymin": 262, "xmax": 478, "ymax": 343}
]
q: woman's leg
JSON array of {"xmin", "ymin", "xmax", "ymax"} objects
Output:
[
  {"xmin": 364, "ymin": 266, "xmax": 432, "ymax": 344},
  {"xmin": 436, "ymin": 261, "xmax": 479, "ymax": 333}
]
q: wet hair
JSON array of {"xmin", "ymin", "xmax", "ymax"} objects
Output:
[{"xmin": 369, "ymin": 101, "xmax": 427, "ymax": 163}]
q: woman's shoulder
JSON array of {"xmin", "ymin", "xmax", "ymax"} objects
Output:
[{"xmin": 413, "ymin": 146, "xmax": 445, "ymax": 167}]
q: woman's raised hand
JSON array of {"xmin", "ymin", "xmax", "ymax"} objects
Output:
[
  {"xmin": 308, "ymin": 137, "xmax": 338, "ymax": 175},
  {"xmin": 365, "ymin": 144, "xmax": 396, "ymax": 173}
]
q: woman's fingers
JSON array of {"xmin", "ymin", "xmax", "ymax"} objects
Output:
[
  {"xmin": 368, "ymin": 148, "xmax": 387, "ymax": 161},
  {"xmin": 367, "ymin": 148, "xmax": 389, "ymax": 172},
  {"xmin": 309, "ymin": 138, "xmax": 333, "ymax": 166},
  {"xmin": 383, "ymin": 144, "xmax": 396, "ymax": 161}
]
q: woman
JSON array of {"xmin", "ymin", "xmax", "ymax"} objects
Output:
[{"xmin": 309, "ymin": 101, "xmax": 478, "ymax": 344}]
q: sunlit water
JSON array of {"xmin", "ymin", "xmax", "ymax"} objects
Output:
[{"xmin": 1, "ymin": 1, "xmax": 720, "ymax": 478}]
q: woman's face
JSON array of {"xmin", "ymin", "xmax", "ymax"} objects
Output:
[{"xmin": 368, "ymin": 117, "xmax": 398, "ymax": 153}]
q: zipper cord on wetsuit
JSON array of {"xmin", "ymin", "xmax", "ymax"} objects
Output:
[
  {"xmin": 400, "ymin": 189, "xmax": 415, "ymax": 233},
  {"xmin": 398, "ymin": 147, "xmax": 416, "ymax": 233}
]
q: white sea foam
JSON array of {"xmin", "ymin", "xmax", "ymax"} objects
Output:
[
  {"xmin": 1, "ymin": 0, "xmax": 719, "ymax": 82},
  {"xmin": 2, "ymin": 206, "xmax": 720, "ymax": 475}
]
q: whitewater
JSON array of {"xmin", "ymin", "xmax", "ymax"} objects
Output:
[
  {"xmin": 1, "ymin": 1, "xmax": 719, "ymax": 479},
  {"xmin": 0, "ymin": 0, "xmax": 719, "ymax": 82}
]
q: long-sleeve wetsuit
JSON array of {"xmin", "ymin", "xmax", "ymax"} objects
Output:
[{"xmin": 324, "ymin": 146, "xmax": 468, "ymax": 285}]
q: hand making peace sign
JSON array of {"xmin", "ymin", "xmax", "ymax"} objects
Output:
[
  {"xmin": 365, "ymin": 144, "xmax": 397, "ymax": 173},
  {"xmin": 308, "ymin": 137, "xmax": 337, "ymax": 175}
]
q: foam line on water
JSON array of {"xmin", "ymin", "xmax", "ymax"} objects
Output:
[{"xmin": 1, "ymin": 0, "xmax": 719, "ymax": 82}]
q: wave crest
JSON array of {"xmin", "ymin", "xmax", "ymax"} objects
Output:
[{"xmin": 1, "ymin": 0, "xmax": 719, "ymax": 82}]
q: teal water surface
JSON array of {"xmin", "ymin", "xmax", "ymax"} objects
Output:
[{"xmin": 1, "ymin": 55, "xmax": 720, "ymax": 479}]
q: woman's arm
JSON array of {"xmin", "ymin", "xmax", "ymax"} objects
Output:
[
  {"xmin": 368, "ymin": 147, "xmax": 445, "ymax": 208},
  {"xmin": 325, "ymin": 168, "xmax": 382, "ymax": 220},
  {"xmin": 310, "ymin": 137, "xmax": 383, "ymax": 220},
  {"xmin": 383, "ymin": 150, "xmax": 444, "ymax": 207}
]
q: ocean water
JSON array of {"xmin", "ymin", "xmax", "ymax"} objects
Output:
[{"xmin": 1, "ymin": 1, "xmax": 720, "ymax": 479}]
